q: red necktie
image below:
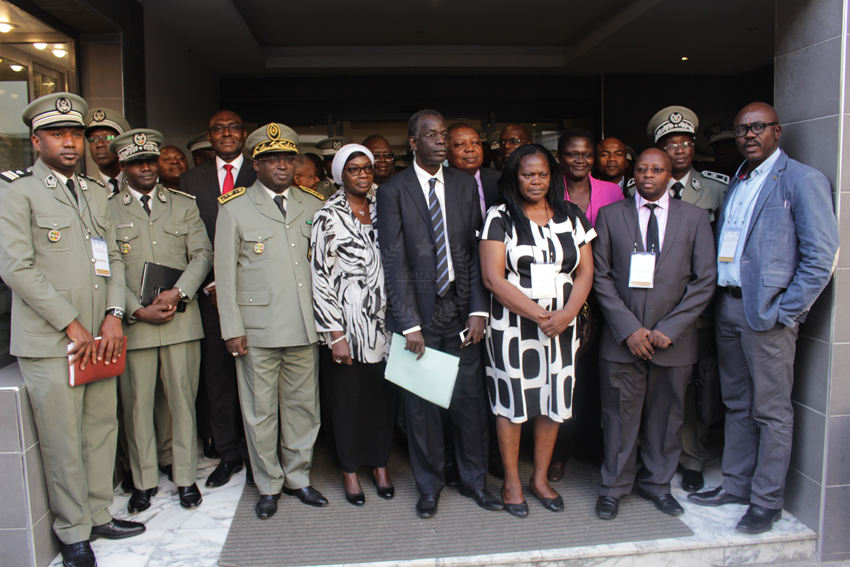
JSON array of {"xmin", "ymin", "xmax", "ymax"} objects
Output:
[{"xmin": 222, "ymin": 164, "xmax": 235, "ymax": 194}]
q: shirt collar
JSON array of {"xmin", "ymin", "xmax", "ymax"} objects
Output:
[
  {"xmin": 216, "ymin": 153, "xmax": 244, "ymax": 173},
  {"xmin": 635, "ymin": 188, "xmax": 670, "ymax": 211},
  {"xmin": 735, "ymin": 148, "xmax": 782, "ymax": 180},
  {"xmin": 260, "ymin": 181, "xmax": 288, "ymax": 203},
  {"xmin": 99, "ymin": 170, "xmax": 123, "ymax": 186},
  {"xmin": 668, "ymin": 169, "xmax": 691, "ymax": 190},
  {"xmin": 50, "ymin": 169, "xmax": 71, "ymax": 186},
  {"xmin": 127, "ymin": 184, "xmax": 156, "ymax": 204},
  {"xmin": 413, "ymin": 159, "xmax": 444, "ymax": 187}
]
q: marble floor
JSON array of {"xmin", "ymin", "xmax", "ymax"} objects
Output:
[{"xmin": 49, "ymin": 459, "xmax": 816, "ymax": 567}]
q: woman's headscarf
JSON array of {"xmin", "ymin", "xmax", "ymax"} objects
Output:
[{"xmin": 331, "ymin": 143, "xmax": 375, "ymax": 187}]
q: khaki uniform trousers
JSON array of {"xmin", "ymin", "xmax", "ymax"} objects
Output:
[
  {"xmin": 117, "ymin": 375, "xmax": 173, "ymax": 473},
  {"xmin": 19, "ymin": 357, "xmax": 118, "ymax": 544},
  {"xmin": 119, "ymin": 341, "xmax": 200, "ymax": 489},
  {"xmin": 236, "ymin": 345, "xmax": 319, "ymax": 496}
]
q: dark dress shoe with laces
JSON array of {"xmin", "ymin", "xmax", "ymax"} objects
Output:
[
  {"xmin": 595, "ymin": 495, "xmax": 620, "ymax": 520},
  {"xmin": 205, "ymin": 459, "xmax": 243, "ymax": 488},
  {"xmin": 128, "ymin": 487, "xmax": 158, "ymax": 513},
  {"xmin": 203, "ymin": 437, "xmax": 219, "ymax": 459},
  {"xmin": 637, "ymin": 487, "xmax": 684, "ymax": 515},
  {"xmin": 60, "ymin": 541, "xmax": 96, "ymax": 567},
  {"xmin": 178, "ymin": 483, "xmax": 203, "ymax": 508},
  {"xmin": 504, "ymin": 501, "xmax": 529, "ymax": 518},
  {"xmin": 89, "ymin": 518, "xmax": 146, "ymax": 541},
  {"xmin": 530, "ymin": 486, "xmax": 564, "ymax": 512},
  {"xmin": 547, "ymin": 461, "xmax": 565, "ymax": 482},
  {"xmin": 459, "ymin": 487, "xmax": 504, "ymax": 511},
  {"xmin": 370, "ymin": 471, "xmax": 394, "ymax": 499},
  {"xmin": 736, "ymin": 504, "xmax": 782, "ymax": 534},
  {"xmin": 416, "ymin": 493, "xmax": 440, "ymax": 518},
  {"xmin": 283, "ymin": 485, "xmax": 328, "ymax": 507},
  {"xmin": 121, "ymin": 470, "xmax": 134, "ymax": 494},
  {"xmin": 681, "ymin": 469, "xmax": 705, "ymax": 492},
  {"xmin": 255, "ymin": 494, "xmax": 281, "ymax": 519},
  {"xmin": 688, "ymin": 486, "xmax": 751, "ymax": 507},
  {"xmin": 159, "ymin": 464, "xmax": 173, "ymax": 482}
]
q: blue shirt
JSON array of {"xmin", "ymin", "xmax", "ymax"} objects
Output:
[{"xmin": 717, "ymin": 148, "xmax": 782, "ymax": 287}]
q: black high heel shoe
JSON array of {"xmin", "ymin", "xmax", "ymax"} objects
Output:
[
  {"xmin": 371, "ymin": 469, "xmax": 395, "ymax": 500},
  {"xmin": 345, "ymin": 486, "xmax": 365, "ymax": 506}
]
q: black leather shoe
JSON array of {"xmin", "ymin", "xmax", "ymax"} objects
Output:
[
  {"xmin": 445, "ymin": 461, "xmax": 460, "ymax": 487},
  {"xmin": 205, "ymin": 459, "xmax": 243, "ymax": 488},
  {"xmin": 255, "ymin": 494, "xmax": 281, "ymax": 520},
  {"xmin": 504, "ymin": 501, "xmax": 529, "ymax": 518},
  {"xmin": 681, "ymin": 469, "xmax": 705, "ymax": 492},
  {"xmin": 370, "ymin": 470, "xmax": 394, "ymax": 499},
  {"xmin": 89, "ymin": 518, "xmax": 146, "ymax": 541},
  {"xmin": 159, "ymin": 464, "xmax": 173, "ymax": 482},
  {"xmin": 595, "ymin": 495, "xmax": 619, "ymax": 520},
  {"xmin": 283, "ymin": 485, "xmax": 329, "ymax": 507},
  {"xmin": 459, "ymin": 487, "xmax": 504, "ymax": 511},
  {"xmin": 736, "ymin": 504, "xmax": 782, "ymax": 534},
  {"xmin": 529, "ymin": 486, "xmax": 564, "ymax": 512},
  {"xmin": 636, "ymin": 487, "xmax": 684, "ymax": 515},
  {"xmin": 203, "ymin": 437, "xmax": 219, "ymax": 459},
  {"xmin": 245, "ymin": 460, "xmax": 255, "ymax": 486},
  {"xmin": 121, "ymin": 470, "xmax": 134, "ymax": 494},
  {"xmin": 128, "ymin": 487, "xmax": 158, "ymax": 513},
  {"xmin": 60, "ymin": 541, "xmax": 95, "ymax": 567},
  {"xmin": 416, "ymin": 493, "xmax": 439, "ymax": 518},
  {"xmin": 688, "ymin": 486, "xmax": 751, "ymax": 507},
  {"xmin": 178, "ymin": 483, "xmax": 203, "ymax": 508},
  {"xmin": 345, "ymin": 488, "xmax": 365, "ymax": 506}
]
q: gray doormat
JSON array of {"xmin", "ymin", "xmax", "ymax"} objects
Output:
[{"xmin": 219, "ymin": 442, "xmax": 692, "ymax": 567}]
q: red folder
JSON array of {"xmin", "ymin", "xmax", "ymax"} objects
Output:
[{"xmin": 68, "ymin": 337, "xmax": 127, "ymax": 387}]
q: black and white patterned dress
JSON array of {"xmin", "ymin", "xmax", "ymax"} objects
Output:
[{"xmin": 482, "ymin": 204, "xmax": 596, "ymax": 423}]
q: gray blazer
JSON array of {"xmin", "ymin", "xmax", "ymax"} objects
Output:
[
  {"xmin": 593, "ymin": 197, "xmax": 716, "ymax": 367},
  {"xmin": 716, "ymin": 151, "xmax": 839, "ymax": 331}
]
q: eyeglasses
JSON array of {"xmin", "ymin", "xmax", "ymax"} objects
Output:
[
  {"xmin": 733, "ymin": 122, "xmax": 778, "ymax": 137},
  {"xmin": 372, "ymin": 153, "xmax": 395, "ymax": 161},
  {"xmin": 499, "ymin": 138, "xmax": 527, "ymax": 146},
  {"xmin": 564, "ymin": 152, "xmax": 594, "ymax": 161},
  {"xmin": 88, "ymin": 135, "xmax": 115, "ymax": 144},
  {"xmin": 634, "ymin": 166, "xmax": 671, "ymax": 175},
  {"xmin": 662, "ymin": 141, "xmax": 695, "ymax": 151},
  {"xmin": 209, "ymin": 123, "xmax": 244, "ymax": 134},
  {"xmin": 345, "ymin": 164, "xmax": 374, "ymax": 175},
  {"xmin": 257, "ymin": 155, "xmax": 296, "ymax": 166},
  {"xmin": 422, "ymin": 132, "xmax": 449, "ymax": 140}
]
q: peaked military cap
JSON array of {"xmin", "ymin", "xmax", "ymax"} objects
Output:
[
  {"xmin": 22, "ymin": 92, "xmax": 87, "ymax": 131},
  {"xmin": 316, "ymin": 136, "xmax": 352, "ymax": 157},
  {"xmin": 704, "ymin": 122, "xmax": 736, "ymax": 145},
  {"xmin": 84, "ymin": 108, "xmax": 131, "ymax": 137},
  {"xmin": 247, "ymin": 123, "xmax": 299, "ymax": 158},
  {"xmin": 647, "ymin": 106, "xmax": 699, "ymax": 143},
  {"xmin": 186, "ymin": 131, "xmax": 213, "ymax": 152},
  {"xmin": 625, "ymin": 146, "xmax": 637, "ymax": 162},
  {"xmin": 487, "ymin": 132, "xmax": 500, "ymax": 151},
  {"xmin": 109, "ymin": 129, "xmax": 163, "ymax": 163}
]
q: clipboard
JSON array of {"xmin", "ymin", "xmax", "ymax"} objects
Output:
[
  {"xmin": 384, "ymin": 333, "xmax": 459, "ymax": 409},
  {"xmin": 140, "ymin": 262, "xmax": 186, "ymax": 312}
]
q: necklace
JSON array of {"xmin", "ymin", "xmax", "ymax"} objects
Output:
[{"xmin": 347, "ymin": 195, "xmax": 368, "ymax": 216}]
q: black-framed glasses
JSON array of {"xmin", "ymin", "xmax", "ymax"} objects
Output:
[
  {"xmin": 422, "ymin": 132, "xmax": 449, "ymax": 140},
  {"xmin": 345, "ymin": 164, "xmax": 374, "ymax": 175},
  {"xmin": 499, "ymin": 137, "xmax": 527, "ymax": 146},
  {"xmin": 257, "ymin": 155, "xmax": 296, "ymax": 166},
  {"xmin": 733, "ymin": 122, "xmax": 778, "ymax": 137},
  {"xmin": 564, "ymin": 152, "xmax": 594, "ymax": 161},
  {"xmin": 209, "ymin": 123, "xmax": 244, "ymax": 134},
  {"xmin": 372, "ymin": 152, "xmax": 395, "ymax": 161},
  {"xmin": 88, "ymin": 134, "xmax": 115, "ymax": 144},
  {"xmin": 634, "ymin": 166, "xmax": 671, "ymax": 175},
  {"xmin": 662, "ymin": 141, "xmax": 695, "ymax": 151}
]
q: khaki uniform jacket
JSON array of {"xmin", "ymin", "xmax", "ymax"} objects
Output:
[
  {"xmin": 0, "ymin": 159, "xmax": 125, "ymax": 358},
  {"xmin": 215, "ymin": 181, "xmax": 323, "ymax": 347},
  {"xmin": 109, "ymin": 184, "xmax": 213, "ymax": 350},
  {"xmin": 678, "ymin": 167, "xmax": 728, "ymax": 223}
]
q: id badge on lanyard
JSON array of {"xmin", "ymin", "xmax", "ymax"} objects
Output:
[
  {"xmin": 91, "ymin": 237, "xmax": 111, "ymax": 277},
  {"xmin": 718, "ymin": 228, "xmax": 741, "ymax": 263},
  {"xmin": 629, "ymin": 252, "xmax": 655, "ymax": 288},
  {"xmin": 530, "ymin": 262, "xmax": 559, "ymax": 299}
]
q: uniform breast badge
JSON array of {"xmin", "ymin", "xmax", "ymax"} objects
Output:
[
  {"xmin": 120, "ymin": 242, "xmax": 131, "ymax": 254},
  {"xmin": 254, "ymin": 243, "xmax": 265, "ymax": 254},
  {"xmin": 48, "ymin": 229, "xmax": 61, "ymax": 242}
]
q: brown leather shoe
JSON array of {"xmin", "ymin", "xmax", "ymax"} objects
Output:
[{"xmin": 547, "ymin": 461, "xmax": 565, "ymax": 482}]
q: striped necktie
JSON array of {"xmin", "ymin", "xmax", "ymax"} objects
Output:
[{"xmin": 428, "ymin": 177, "xmax": 450, "ymax": 297}]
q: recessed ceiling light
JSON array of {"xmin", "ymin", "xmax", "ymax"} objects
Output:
[
  {"xmin": 681, "ymin": 56, "xmax": 689, "ymax": 61},
  {"xmin": 52, "ymin": 49, "xmax": 66, "ymax": 58},
  {"xmin": 33, "ymin": 43, "xmax": 46, "ymax": 49},
  {"xmin": 0, "ymin": 23, "xmax": 17, "ymax": 33},
  {"xmin": 10, "ymin": 65, "xmax": 23, "ymax": 72}
]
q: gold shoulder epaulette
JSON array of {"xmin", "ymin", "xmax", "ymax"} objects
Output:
[
  {"xmin": 0, "ymin": 169, "xmax": 33, "ymax": 183},
  {"xmin": 81, "ymin": 174, "xmax": 104, "ymax": 187},
  {"xmin": 298, "ymin": 185, "xmax": 325, "ymax": 201},
  {"xmin": 166, "ymin": 187, "xmax": 196, "ymax": 200},
  {"xmin": 218, "ymin": 186, "xmax": 246, "ymax": 205}
]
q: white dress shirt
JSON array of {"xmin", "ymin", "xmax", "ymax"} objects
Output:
[
  {"xmin": 667, "ymin": 170, "xmax": 691, "ymax": 197},
  {"xmin": 261, "ymin": 183, "xmax": 288, "ymax": 213},
  {"xmin": 635, "ymin": 190, "xmax": 670, "ymax": 252},
  {"xmin": 216, "ymin": 154, "xmax": 245, "ymax": 194},
  {"xmin": 127, "ymin": 185, "xmax": 157, "ymax": 216},
  {"xmin": 100, "ymin": 170, "xmax": 125, "ymax": 193}
]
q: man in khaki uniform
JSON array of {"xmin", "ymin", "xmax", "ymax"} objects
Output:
[
  {"xmin": 0, "ymin": 93, "xmax": 144, "ymax": 567},
  {"xmin": 107, "ymin": 129, "xmax": 213, "ymax": 513},
  {"xmin": 84, "ymin": 107, "xmax": 131, "ymax": 195},
  {"xmin": 215, "ymin": 123, "xmax": 327, "ymax": 520}
]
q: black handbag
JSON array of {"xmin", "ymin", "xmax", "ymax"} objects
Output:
[
  {"xmin": 694, "ymin": 354, "xmax": 724, "ymax": 425},
  {"xmin": 575, "ymin": 301, "xmax": 598, "ymax": 358}
]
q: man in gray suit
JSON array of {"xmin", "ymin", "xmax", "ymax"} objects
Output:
[
  {"xmin": 689, "ymin": 103, "xmax": 840, "ymax": 534},
  {"xmin": 592, "ymin": 149, "xmax": 716, "ymax": 521}
]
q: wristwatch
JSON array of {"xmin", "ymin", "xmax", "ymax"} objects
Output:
[
  {"xmin": 177, "ymin": 288, "xmax": 188, "ymax": 300},
  {"xmin": 106, "ymin": 308, "xmax": 124, "ymax": 319}
]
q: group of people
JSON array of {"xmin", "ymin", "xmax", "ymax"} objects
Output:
[{"xmin": 0, "ymin": 90, "xmax": 839, "ymax": 567}]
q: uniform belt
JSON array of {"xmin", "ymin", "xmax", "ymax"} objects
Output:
[{"xmin": 723, "ymin": 286, "xmax": 743, "ymax": 299}]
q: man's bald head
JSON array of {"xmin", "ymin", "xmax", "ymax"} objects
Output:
[
  {"xmin": 734, "ymin": 102, "xmax": 781, "ymax": 168},
  {"xmin": 633, "ymin": 149, "xmax": 672, "ymax": 202},
  {"xmin": 734, "ymin": 102, "xmax": 778, "ymax": 125}
]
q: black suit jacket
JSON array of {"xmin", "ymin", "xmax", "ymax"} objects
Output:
[
  {"xmin": 478, "ymin": 167, "xmax": 501, "ymax": 211},
  {"xmin": 592, "ymin": 197, "xmax": 716, "ymax": 367},
  {"xmin": 376, "ymin": 165, "xmax": 488, "ymax": 334}
]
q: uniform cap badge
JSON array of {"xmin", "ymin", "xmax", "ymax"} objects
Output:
[
  {"xmin": 267, "ymin": 123, "xmax": 280, "ymax": 140},
  {"xmin": 93, "ymin": 110, "xmax": 105, "ymax": 122},
  {"xmin": 55, "ymin": 97, "xmax": 72, "ymax": 114},
  {"xmin": 254, "ymin": 242, "xmax": 265, "ymax": 254},
  {"xmin": 47, "ymin": 229, "xmax": 61, "ymax": 242},
  {"xmin": 133, "ymin": 133, "xmax": 147, "ymax": 146},
  {"xmin": 669, "ymin": 112, "xmax": 683, "ymax": 124},
  {"xmin": 332, "ymin": 140, "xmax": 342, "ymax": 150}
]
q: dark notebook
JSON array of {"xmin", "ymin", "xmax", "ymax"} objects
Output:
[{"xmin": 140, "ymin": 262, "xmax": 187, "ymax": 312}]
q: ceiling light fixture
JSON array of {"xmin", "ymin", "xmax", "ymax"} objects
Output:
[
  {"xmin": 52, "ymin": 49, "xmax": 66, "ymax": 58},
  {"xmin": 681, "ymin": 56, "xmax": 689, "ymax": 61},
  {"xmin": 10, "ymin": 64, "xmax": 23, "ymax": 72},
  {"xmin": 0, "ymin": 23, "xmax": 17, "ymax": 33},
  {"xmin": 33, "ymin": 43, "xmax": 46, "ymax": 50}
]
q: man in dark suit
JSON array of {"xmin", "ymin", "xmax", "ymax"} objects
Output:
[
  {"xmin": 592, "ymin": 149, "xmax": 716, "ymax": 521},
  {"xmin": 447, "ymin": 122, "xmax": 501, "ymax": 219},
  {"xmin": 178, "ymin": 109, "xmax": 256, "ymax": 488},
  {"xmin": 689, "ymin": 103, "xmax": 839, "ymax": 534},
  {"xmin": 377, "ymin": 110, "xmax": 502, "ymax": 518}
]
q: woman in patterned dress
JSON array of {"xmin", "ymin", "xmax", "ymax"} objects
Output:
[
  {"xmin": 480, "ymin": 144, "xmax": 596, "ymax": 517},
  {"xmin": 311, "ymin": 144, "xmax": 395, "ymax": 506}
]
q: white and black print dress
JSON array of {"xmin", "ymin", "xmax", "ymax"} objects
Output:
[
  {"xmin": 482, "ymin": 204, "xmax": 596, "ymax": 423},
  {"xmin": 311, "ymin": 191, "xmax": 390, "ymax": 363}
]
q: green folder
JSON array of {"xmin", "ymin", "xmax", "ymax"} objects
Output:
[{"xmin": 384, "ymin": 333, "xmax": 460, "ymax": 409}]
